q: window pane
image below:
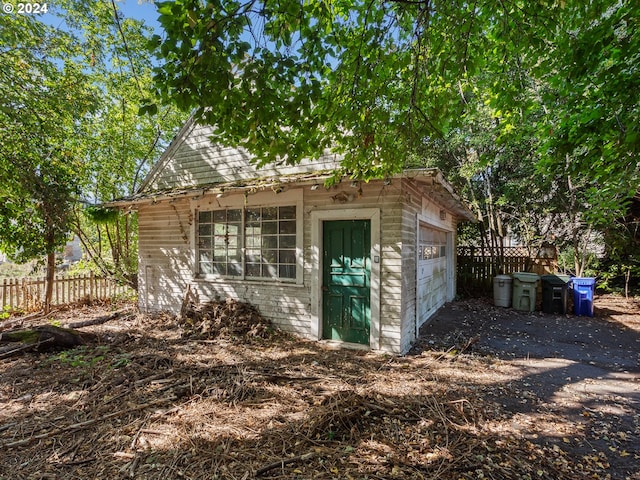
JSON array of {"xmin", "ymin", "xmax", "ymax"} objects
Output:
[
  {"xmin": 279, "ymin": 206, "xmax": 296, "ymax": 219},
  {"xmin": 246, "ymin": 235, "xmax": 260, "ymax": 247},
  {"xmin": 227, "ymin": 224, "xmax": 240, "ymax": 236},
  {"xmin": 279, "ymin": 264, "xmax": 296, "ymax": 279},
  {"xmin": 227, "ymin": 209, "xmax": 242, "ymax": 222},
  {"xmin": 262, "ymin": 221, "xmax": 277, "ymax": 234},
  {"xmin": 280, "ymin": 235, "xmax": 296, "ymax": 248},
  {"xmin": 262, "ymin": 207, "xmax": 277, "ymax": 220},
  {"xmin": 228, "ymin": 262, "xmax": 242, "ymax": 276},
  {"xmin": 227, "ymin": 236, "xmax": 239, "ymax": 249},
  {"xmin": 213, "ymin": 210, "xmax": 226, "ymax": 222},
  {"xmin": 212, "ymin": 263, "xmax": 226, "ymax": 275},
  {"xmin": 246, "ymin": 208, "xmax": 261, "ymax": 222},
  {"xmin": 279, "ymin": 250, "xmax": 295, "ymax": 264},
  {"xmin": 263, "ymin": 264, "xmax": 277, "ymax": 278},
  {"xmin": 200, "ymin": 251, "xmax": 213, "ymax": 263},
  {"xmin": 200, "ymin": 262, "xmax": 213, "ymax": 274},
  {"xmin": 262, "ymin": 236, "xmax": 277, "ymax": 249},
  {"xmin": 199, "ymin": 211, "xmax": 212, "ymax": 223},
  {"xmin": 279, "ymin": 220, "xmax": 296, "ymax": 234},
  {"xmin": 263, "ymin": 249, "xmax": 277, "ymax": 263},
  {"xmin": 245, "ymin": 225, "xmax": 260, "ymax": 235},
  {"xmin": 199, "ymin": 224, "xmax": 211, "ymax": 236},
  {"xmin": 246, "ymin": 263, "xmax": 261, "ymax": 277},
  {"xmin": 246, "ymin": 252, "xmax": 261, "ymax": 263}
]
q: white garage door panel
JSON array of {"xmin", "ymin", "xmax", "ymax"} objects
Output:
[{"xmin": 417, "ymin": 224, "xmax": 447, "ymax": 326}]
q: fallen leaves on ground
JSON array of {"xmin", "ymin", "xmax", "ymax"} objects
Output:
[{"xmin": 0, "ymin": 297, "xmax": 638, "ymax": 479}]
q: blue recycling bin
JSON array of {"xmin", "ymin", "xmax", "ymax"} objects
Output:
[{"xmin": 571, "ymin": 277, "xmax": 596, "ymax": 317}]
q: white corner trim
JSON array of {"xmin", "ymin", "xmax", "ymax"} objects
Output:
[{"xmin": 310, "ymin": 208, "xmax": 381, "ymax": 350}]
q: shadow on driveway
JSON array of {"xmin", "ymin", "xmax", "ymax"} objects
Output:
[{"xmin": 413, "ymin": 295, "xmax": 640, "ymax": 479}]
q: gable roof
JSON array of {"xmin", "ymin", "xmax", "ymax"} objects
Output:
[
  {"xmin": 111, "ymin": 116, "xmax": 475, "ymax": 222},
  {"xmin": 138, "ymin": 115, "xmax": 340, "ymax": 194}
]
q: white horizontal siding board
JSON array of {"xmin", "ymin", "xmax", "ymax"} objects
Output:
[
  {"xmin": 148, "ymin": 120, "xmax": 341, "ymax": 191},
  {"xmin": 138, "ymin": 199, "xmax": 193, "ymax": 313},
  {"xmin": 401, "ymin": 200, "xmax": 420, "ymax": 353},
  {"xmin": 193, "ymin": 280, "xmax": 312, "ymax": 337}
]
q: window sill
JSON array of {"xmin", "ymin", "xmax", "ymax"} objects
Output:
[{"xmin": 193, "ymin": 276, "xmax": 306, "ymax": 288}]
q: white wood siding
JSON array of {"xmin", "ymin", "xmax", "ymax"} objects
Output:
[
  {"xmin": 305, "ymin": 181, "xmax": 403, "ymax": 352},
  {"xmin": 138, "ymin": 200, "xmax": 193, "ymax": 314},
  {"xmin": 137, "ymin": 177, "xmax": 460, "ymax": 354},
  {"xmin": 147, "ymin": 123, "xmax": 341, "ymax": 191},
  {"xmin": 399, "ymin": 179, "xmax": 459, "ymax": 353}
]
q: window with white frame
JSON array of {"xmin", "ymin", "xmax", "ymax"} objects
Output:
[
  {"xmin": 197, "ymin": 205, "xmax": 297, "ymax": 280},
  {"xmin": 198, "ymin": 209, "xmax": 242, "ymax": 276},
  {"xmin": 418, "ymin": 225, "xmax": 447, "ymax": 260}
]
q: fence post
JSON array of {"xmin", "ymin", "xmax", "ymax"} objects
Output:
[{"xmin": 21, "ymin": 277, "xmax": 26, "ymax": 311}]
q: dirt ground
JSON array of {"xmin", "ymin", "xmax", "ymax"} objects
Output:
[{"xmin": 0, "ymin": 294, "xmax": 638, "ymax": 479}]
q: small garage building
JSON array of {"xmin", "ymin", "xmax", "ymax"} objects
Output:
[{"xmin": 111, "ymin": 117, "xmax": 475, "ymax": 354}]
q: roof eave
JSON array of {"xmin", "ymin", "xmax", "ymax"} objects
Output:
[{"xmin": 105, "ymin": 167, "xmax": 476, "ymax": 223}]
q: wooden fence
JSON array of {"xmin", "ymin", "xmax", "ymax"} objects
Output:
[
  {"xmin": 1, "ymin": 273, "xmax": 134, "ymax": 312},
  {"xmin": 457, "ymin": 246, "xmax": 558, "ymax": 295}
]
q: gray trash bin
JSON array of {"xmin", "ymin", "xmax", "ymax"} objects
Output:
[{"xmin": 493, "ymin": 275, "xmax": 513, "ymax": 307}]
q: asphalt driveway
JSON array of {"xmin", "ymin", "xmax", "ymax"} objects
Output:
[{"xmin": 415, "ymin": 295, "xmax": 640, "ymax": 479}]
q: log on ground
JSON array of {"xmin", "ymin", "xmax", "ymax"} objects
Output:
[{"xmin": 0, "ymin": 325, "xmax": 95, "ymax": 357}]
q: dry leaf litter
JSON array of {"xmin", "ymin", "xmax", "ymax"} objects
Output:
[{"xmin": 0, "ymin": 297, "xmax": 638, "ymax": 479}]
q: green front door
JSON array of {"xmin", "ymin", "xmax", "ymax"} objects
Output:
[{"xmin": 322, "ymin": 220, "xmax": 371, "ymax": 345}]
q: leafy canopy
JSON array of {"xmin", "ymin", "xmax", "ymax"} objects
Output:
[
  {"xmin": 150, "ymin": 1, "xmax": 638, "ymax": 192},
  {"xmin": 0, "ymin": 13, "xmax": 97, "ymax": 260},
  {"xmin": 150, "ymin": 0, "xmax": 522, "ymax": 178}
]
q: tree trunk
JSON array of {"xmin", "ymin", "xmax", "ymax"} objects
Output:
[{"xmin": 45, "ymin": 250, "xmax": 55, "ymax": 314}]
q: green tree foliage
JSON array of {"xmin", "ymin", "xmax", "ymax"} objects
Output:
[
  {"xmin": 539, "ymin": 2, "xmax": 639, "ymax": 218},
  {"xmin": 149, "ymin": 0, "xmax": 509, "ymax": 179},
  {"xmin": 0, "ymin": 14, "xmax": 98, "ymax": 311},
  {"xmin": 54, "ymin": 0, "xmax": 185, "ymax": 288},
  {"xmin": 151, "ymin": 0, "xmax": 638, "ymax": 284},
  {"xmin": 0, "ymin": 4, "xmax": 185, "ymax": 301}
]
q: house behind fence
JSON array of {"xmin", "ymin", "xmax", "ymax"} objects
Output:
[{"xmin": 1, "ymin": 273, "xmax": 134, "ymax": 312}]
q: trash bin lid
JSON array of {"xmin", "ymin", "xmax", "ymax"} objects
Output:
[
  {"xmin": 494, "ymin": 274, "xmax": 512, "ymax": 282},
  {"xmin": 571, "ymin": 277, "xmax": 596, "ymax": 286},
  {"xmin": 541, "ymin": 274, "xmax": 571, "ymax": 285},
  {"xmin": 512, "ymin": 272, "xmax": 540, "ymax": 282}
]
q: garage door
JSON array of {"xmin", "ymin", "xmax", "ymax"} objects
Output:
[{"xmin": 416, "ymin": 223, "xmax": 448, "ymax": 326}]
